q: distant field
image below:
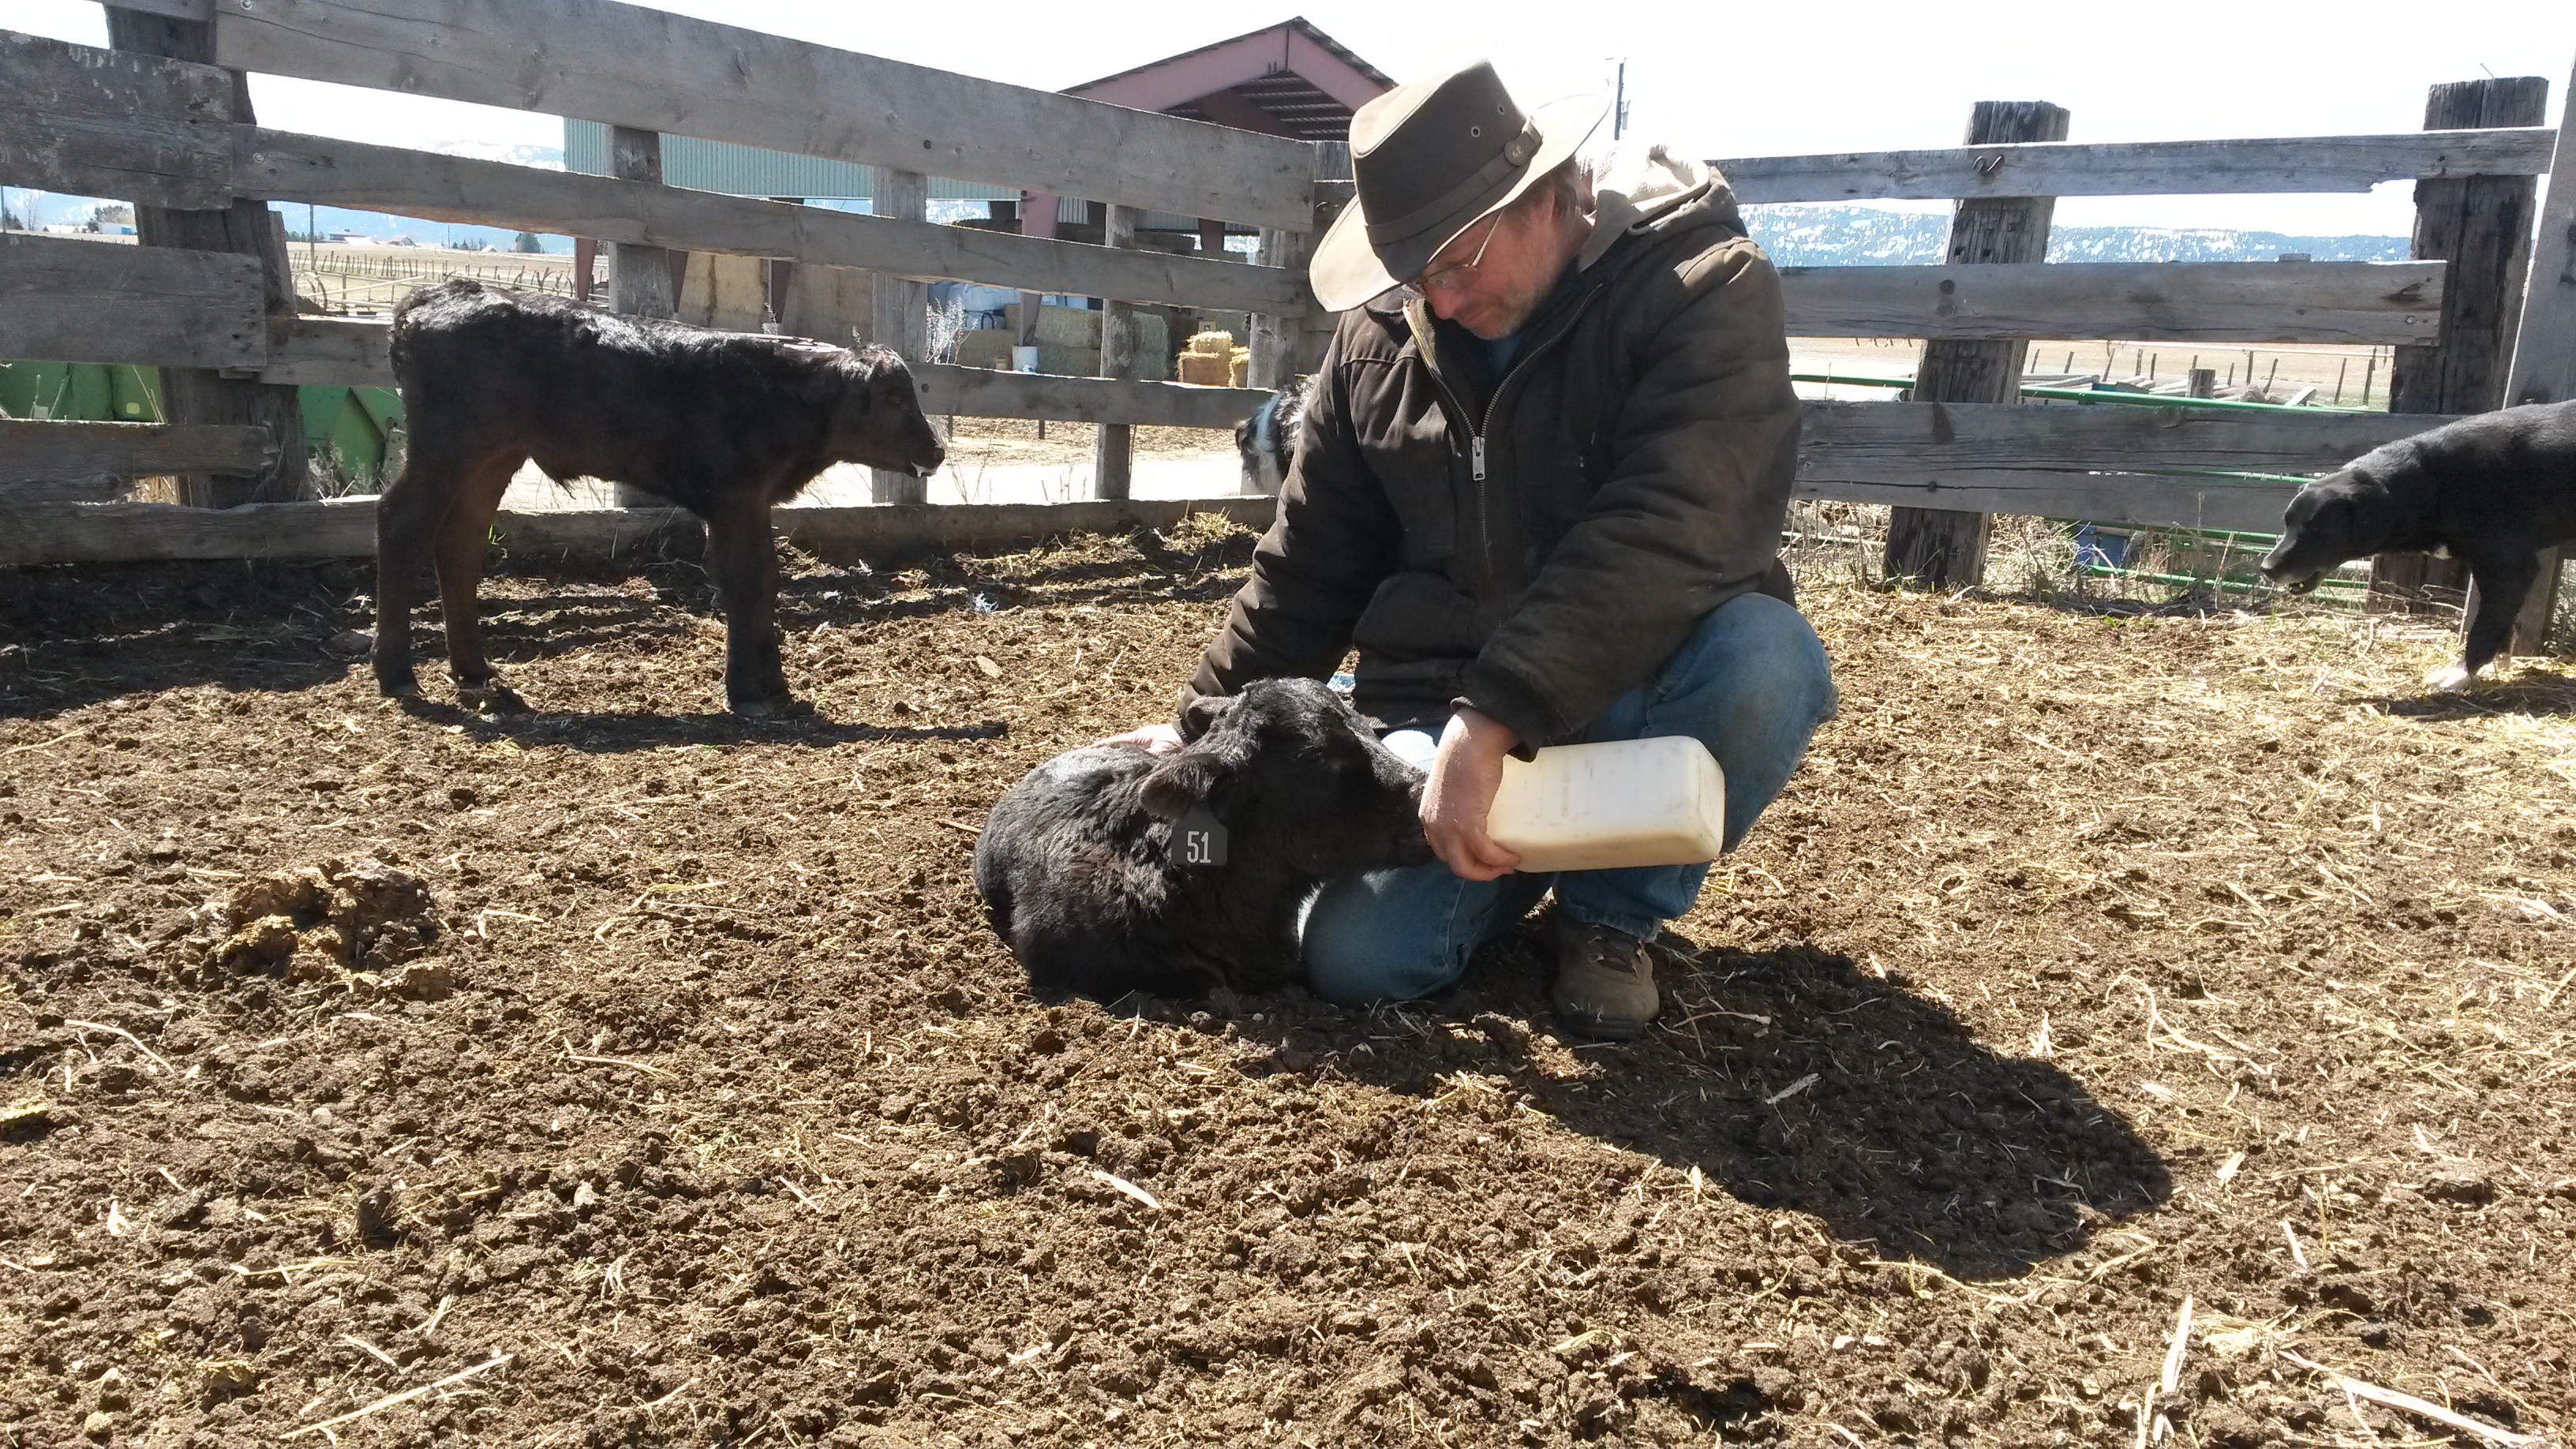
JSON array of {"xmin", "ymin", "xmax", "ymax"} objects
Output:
[{"xmin": 1791, "ymin": 336, "xmax": 2397, "ymax": 406}]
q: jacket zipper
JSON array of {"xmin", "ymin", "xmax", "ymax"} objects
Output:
[{"xmin": 1428, "ymin": 293, "xmax": 1604, "ymax": 598}]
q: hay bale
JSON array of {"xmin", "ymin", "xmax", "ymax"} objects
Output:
[
  {"xmin": 1186, "ymin": 330, "xmax": 1234, "ymax": 358},
  {"xmin": 1178, "ymin": 352, "xmax": 1234, "ymax": 386},
  {"xmin": 1032, "ymin": 305, "xmax": 1102, "ymax": 350}
]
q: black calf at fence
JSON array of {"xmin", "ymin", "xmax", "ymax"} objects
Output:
[{"xmin": 373, "ymin": 279, "xmax": 946, "ymax": 714}]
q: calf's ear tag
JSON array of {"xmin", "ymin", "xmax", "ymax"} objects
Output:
[{"xmin": 1170, "ymin": 806, "xmax": 1228, "ymax": 867}]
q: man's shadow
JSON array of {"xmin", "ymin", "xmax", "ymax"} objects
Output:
[{"xmin": 1222, "ymin": 932, "xmax": 2170, "ymax": 1282}]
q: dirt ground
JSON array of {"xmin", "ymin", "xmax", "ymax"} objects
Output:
[{"xmin": 4, "ymin": 522, "xmax": 2573, "ymax": 1449}]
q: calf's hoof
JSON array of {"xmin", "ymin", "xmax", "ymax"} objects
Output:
[
  {"xmin": 728, "ymin": 693, "xmax": 811, "ymax": 719},
  {"xmin": 2424, "ymin": 662, "xmax": 2477, "ymax": 693},
  {"xmin": 376, "ymin": 670, "xmax": 421, "ymax": 698},
  {"xmin": 457, "ymin": 680, "xmax": 530, "ymax": 713}
]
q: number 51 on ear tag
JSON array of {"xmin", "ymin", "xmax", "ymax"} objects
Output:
[{"xmin": 1170, "ymin": 805, "xmax": 1227, "ymax": 867}]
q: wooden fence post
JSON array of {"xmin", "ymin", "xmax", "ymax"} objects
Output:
[
  {"xmin": 871, "ymin": 168, "xmax": 930, "ymax": 505},
  {"xmin": 1290, "ymin": 178, "xmax": 1355, "ymax": 380},
  {"xmin": 605, "ymin": 125, "xmax": 677, "ymax": 509},
  {"xmin": 1093, "ymin": 204, "xmax": 1137, "ymax": 501},
  {"xmin": 103, "ymin": 6, "xmax": 309, "ymax": 507},
  {"xmin": 2469, "ymin": 60, "xmax": 2576, "ymax": 657},
  {"xmin": 1882, "ymin": 100, "xmax": 2069, "ymax": 587},
  {"xmin": 2373, "ymin": 76, "xmax": 2548, "ymax": 614}
]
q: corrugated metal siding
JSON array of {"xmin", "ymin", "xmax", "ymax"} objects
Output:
[{"xmin": 562, "ymin": 121, "xmax": 1017, "ymax": 200}]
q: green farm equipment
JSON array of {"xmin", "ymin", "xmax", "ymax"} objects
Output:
[{"xmin": 1, "ymin": 359, "xmax": 404, "ymax": 490}]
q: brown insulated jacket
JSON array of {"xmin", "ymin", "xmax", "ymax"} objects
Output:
[{"xmin": 1181, "ymin": 154, "xmax": 1801, "ymax": 748}]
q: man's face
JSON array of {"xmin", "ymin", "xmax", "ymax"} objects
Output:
[{"xmin": 1417, "ymin": 196, "xmax": 1564, "ymax": 340}]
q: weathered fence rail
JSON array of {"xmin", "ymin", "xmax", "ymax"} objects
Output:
[
  {"xmin": 1717, "ymin": 129, "xmax": 2559, "ymax": 203},
  {"xmin": 208, "ymin": 0, "xmax": 1317, "ymax": 232},
  {"xmin": 0, "ymin": 242, "xmax": 2452, "ymax": 383}
]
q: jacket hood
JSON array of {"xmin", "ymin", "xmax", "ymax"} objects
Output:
[{"xmin": 1578, "ymin": 142, "xmax": 1739, "ymax": 271}]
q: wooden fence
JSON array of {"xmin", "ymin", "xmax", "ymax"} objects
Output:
[{"xmin": 2, "ymin": 5, "xmax": 2573, "ymax": 633}]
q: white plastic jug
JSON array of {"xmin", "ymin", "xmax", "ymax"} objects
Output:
[{"xmin": 1487, "ymin": 736, "xmax": 1727, "ymax": 873}]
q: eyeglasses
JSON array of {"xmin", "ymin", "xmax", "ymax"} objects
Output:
[{"xmin": 1391, "ymin": 212, "xmax": 1505, "ymax": 304}]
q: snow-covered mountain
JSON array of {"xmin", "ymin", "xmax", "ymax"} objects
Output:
[
  {"xmin": 1741, "ymin": 203, "xmax": 2409, "ymax": 267},
  {"xmin": 426, "ymin": 141, "xmax": 565, "ymax": 170}
]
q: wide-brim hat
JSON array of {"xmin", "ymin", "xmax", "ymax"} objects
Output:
[{"xmin": 1309, "ymin": 61, "xmax": 1608, "ymax": 313}]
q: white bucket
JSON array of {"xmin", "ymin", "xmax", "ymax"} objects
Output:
[
  {"xmin": 1487, "ymin": 736, "xmax": 1726, "ymax": 873},
  {"xmin": 1011, "ymin": 345, "xmax": 1039, "ymax": 373}
]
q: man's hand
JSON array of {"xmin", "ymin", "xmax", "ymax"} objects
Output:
[
  {"xmin": 1098, "ymin": 721, "xmax": 1185, "ymax": 754},
  {"xmin": 1424, "ymin": 707, "xmax": 1522, "ymax": 881}
]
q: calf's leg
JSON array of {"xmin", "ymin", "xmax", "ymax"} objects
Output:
[
  {"xmin": 373, "ymin": 442, "xmax": 473, "ymax": 696},
  {"xmin": 429, "ymin": 451, "xmax": 526, "ymax": 697},
  {"xmin": 705, "ymin": 496, "xmax": 792, "ymax": 714},
  {"xmin": 2435, "ymin": 549, "xmax": 2542, "ymax": 691}
]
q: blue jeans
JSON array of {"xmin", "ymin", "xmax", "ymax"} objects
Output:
[{"xmin": 1302, "ymin": 592, "xmax": 1837, "ymax": 1005}]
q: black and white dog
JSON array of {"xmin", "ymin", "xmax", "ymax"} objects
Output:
[
  {"xmin": 1234, "ymin": 377, "xmax": 1312, "ymax": 493},
  {"xmin": 2260, "ymin": 399, "xmax": 2576, "ymax": 691}
]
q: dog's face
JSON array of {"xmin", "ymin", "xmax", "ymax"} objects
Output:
[{"xmin": 2260, "ymin": 469, "xmax": 2398, "ymax": 594}]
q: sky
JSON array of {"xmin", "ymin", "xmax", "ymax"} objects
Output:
[{"xmin": 8, "ymin": 0, "xmax": 2574, "ymax": 235}]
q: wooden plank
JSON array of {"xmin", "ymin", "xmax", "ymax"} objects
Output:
[
  {"xmin": 101, "ymin": 0, "xmax": 216, "ymax": 21},
  {"xmin": 209, "ymin": 0, "xmax": 1316, "ymax": 230},
  {"xmin": 106, "ymin": 6, "xmax": 310, "ymax": 506},
  {"xmin": 605, "ymin": 126, "xmax": 675, "ymax": 511},
  {"xmin": 1094, "ymin": 204, "xmax": 1138, "ymax": 503},
  {"xmin": 1780, "ymin": 260, "xmax": 2444, "ymax": 345},
  {"xmin": 0, "ymin": 420, "xmax": 276, "ymax": 501},
  {"xmin": 1802, "ymin": 400, "xmax": 2463, "ymax": 477},
  {"xmin": 233, "ymin": 127, "xmax": 1305, "ymax": 314},
  {"xmin": 0, "ymin": 230, "xmax": 264, "ymax": 371},
  {"xmin": 908, "ymin": 365, "xmax": 1267, "ymax": 431},
  {"xmin": 870, "ymin": 169, "xmax": 930, "ymax": 506},
  {"xmin": 262, "ymin": 320, "xmax": 1268, "ymax": 427},
  {"xmin": 1801, "ymin": 471, "xmax": 2297, "ymax": 536},
  {"xmin": 264, "ymin": 316, "xmax": 395, "ymax": 385},
  {"xmin": 1885, "ymin": 99, "xmax": 2066, "ymax": 589},
  {"xmin": 1719, "ymin": 129, "xmax": 2559, "ymax": 204},
  {"xmin": 0, "ymin": 495, "xmax": 374, "ymax": 564},
  {"xmin": 2377, "ymin": 78, "xmax": 2545, "ymax": 612},
  {"xmin": 0, "ymin": 29, "xmax": 234, "ymax": 209},
  {"xmin": 0, "ymin": 495, "xmax": 1279, "ymax": 565},
  {"xmin": 2482, "ymin": 55, "xmax": 2576, "ymax": 653}
]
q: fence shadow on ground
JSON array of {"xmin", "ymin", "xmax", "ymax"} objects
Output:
[
  {"xmin": 392, "ymin": 694, "xmax": 1005, "ymax": 754},
  {"xmin": 1222, "ymin": 930, "xmax": 2170, "ymax": 1282}
]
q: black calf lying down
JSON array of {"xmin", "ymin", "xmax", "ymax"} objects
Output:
[
  {"xmin": 973, "ymin": 677, "xmax": 1432, "ymax": 1000},
  {"xmin": 374, "ymin": 279, "xmax": 947, "ymax": 714},
  {"xmin": 2261, "ymin": 399, "xmax": 2576, "ymax": 690}
]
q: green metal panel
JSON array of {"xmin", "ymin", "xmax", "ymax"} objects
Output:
[{"xmin": 0, "ymin": 361, "xmax": 163, "ymax": 421}]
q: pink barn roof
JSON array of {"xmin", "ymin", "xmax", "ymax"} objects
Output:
[{"xmin": 1062, "ymin": 17, "xmax": 1395, "ymax": 141}]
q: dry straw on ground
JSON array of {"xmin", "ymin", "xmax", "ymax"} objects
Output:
[{"xmin": 1, "ymin": 519, "xmax": 2570, "ymax": 1446}]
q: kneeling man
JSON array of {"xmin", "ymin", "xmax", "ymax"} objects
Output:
[{"xmin": 1111, "ymin": 61, "xmax": 1837, "ymax": 1039}]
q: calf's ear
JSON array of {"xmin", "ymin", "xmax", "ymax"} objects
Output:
[
  {"xmin": 1138, "ymin": 752, "xmax": 1219, "ymax": 822},
  {"xmin": 1138, "ymin": 732, "xmax": 1252, "ymax": 822}
]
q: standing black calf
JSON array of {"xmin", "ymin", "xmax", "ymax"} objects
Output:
[
  {"xmin": 2259, "ymin": 399, "xmax": 2576, "ymax": 691},
  {"xmin": 374, "ymin": 279, "xmax": 947, "ymax": 714},
  {"xmin": 973, "ymin": 676, "xmax": 1434, "ymax": 1000}
]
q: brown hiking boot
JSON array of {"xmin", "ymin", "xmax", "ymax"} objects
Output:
[{"xmin": 1549, "ymin": 915, "xmax": 1660, "ymax": 1040}]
